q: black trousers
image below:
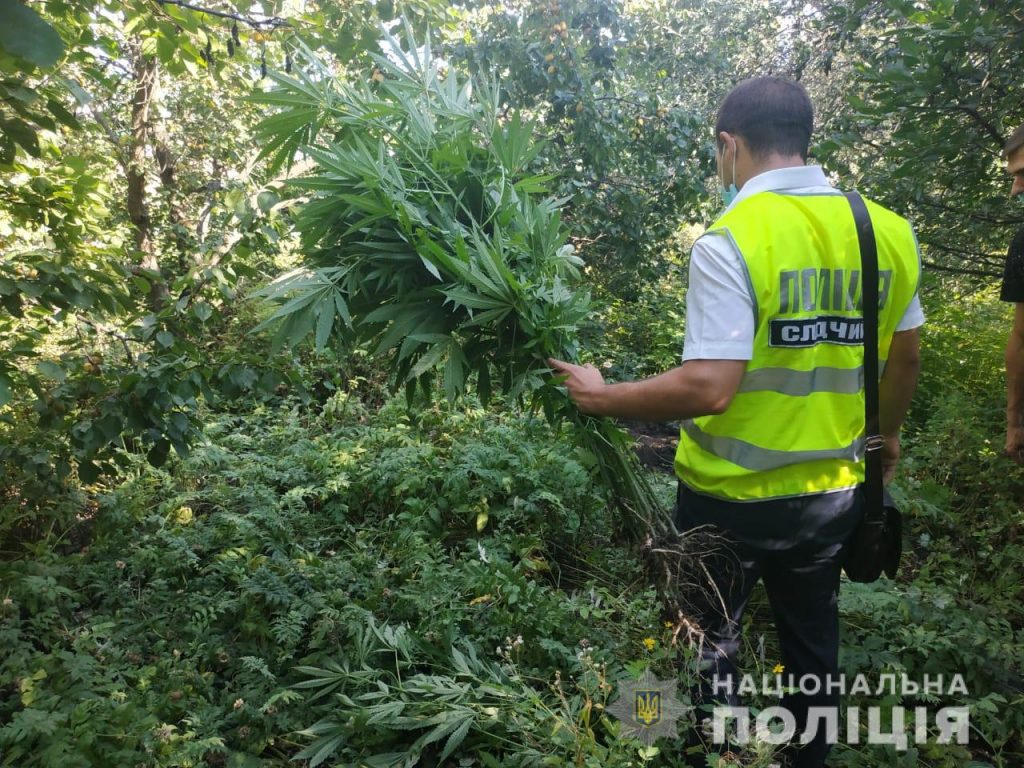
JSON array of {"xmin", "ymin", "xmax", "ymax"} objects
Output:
[{"xmin": 675, "ymin": 484, "xmax": 862, "ymax": 768}]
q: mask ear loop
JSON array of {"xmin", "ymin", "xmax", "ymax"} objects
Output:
[
  {"xmin": 730, "ymin": 142, "xmax": 737, "ymax": 190},
  {"xmin": 715, "ymin": 140, "xmax": 723, "ymax": 187}
]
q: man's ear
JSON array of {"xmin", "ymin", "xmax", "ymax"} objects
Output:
[{"xmin": 717, "ymin": 132, "xmax": 741, "ymax": 174}]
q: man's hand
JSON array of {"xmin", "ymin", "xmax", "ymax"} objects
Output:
[
  {"xmin": 547, "ymin": 358, "xmax": 607, "ymax": 415},
  {"xmin": 881, "ymin": 435, "xmax": 900, "ymax": 485},
  {"xmin": 1006, "ymin": 426, "xmax": 1024, "ymax": 464}
]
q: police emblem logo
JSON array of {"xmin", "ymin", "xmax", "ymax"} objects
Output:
[{"xmin": 607, "ymin": 669, "xmax": 688, "ymax": 745}]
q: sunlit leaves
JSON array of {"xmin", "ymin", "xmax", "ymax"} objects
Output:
[
  {"xmin": 809, "ymin": 0, "xmax": 1024, "ymax": 276},
  {"xmin": 0, "ymin": 0, "xmax": 65, "ymax": 70}
]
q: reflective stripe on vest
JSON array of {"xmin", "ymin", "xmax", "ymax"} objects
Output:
[
  {"xmin": 674, "ymin": 191, "xmax": 920, "ymax": 501},
  {"xmin": 737, "ymin": 365, "xmax": 864, "ymax": 396},
  {"xmin": 680, "ymin": 421, "xmax": 866, "ymax": 472}
]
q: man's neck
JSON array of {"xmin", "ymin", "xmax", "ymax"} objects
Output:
[{"xmin": 738, "ymin": 155, "xmax": 806, "ymax": 188}]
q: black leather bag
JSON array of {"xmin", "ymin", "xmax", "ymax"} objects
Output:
[
  {"xmin": 841, "ymin": 192, "xmax": 903, "ymax": 583},
  {"xmin": 844, "ymin": 486, "xmax": 902, "ymax": 582}
]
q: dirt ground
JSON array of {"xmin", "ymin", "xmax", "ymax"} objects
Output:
[{"xmin": 625, "ymin": 420, "xmax": 678, "ymax": 474}]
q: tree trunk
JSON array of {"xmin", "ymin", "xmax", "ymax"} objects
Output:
[
  {"xmin": 154, "ymin": 134, "xmax": 191, "ymax": 274},
  {"xmin": 126, "ymin": 44, "xmax": 167, "ymax": 309}
]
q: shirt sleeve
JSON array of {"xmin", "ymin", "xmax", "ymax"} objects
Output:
[
  {"xmin": 1000, "ymin": 226, "xmax": 1024, "ymax": 303},
  {"xmin": 895, "ymin": 226, "xmax": 926, "ymax": 331},
  {"xmin": 682, "ymin": 233, "xmax": 755, "ymax": 361},
  {"xmin": 896, "ymin": 293, "xmax": 925, "ymax": 331}
]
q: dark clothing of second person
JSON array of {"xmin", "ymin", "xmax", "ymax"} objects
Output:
[{"xmin": 999, "ymin": 225, "xmax": 1024, "ymax": 302}]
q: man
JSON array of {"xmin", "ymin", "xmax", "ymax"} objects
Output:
[
  {"xmin": 548, "ymin": 77, "xmax": 922, "ymax": 767},
  {"xmin": 1000, "ymin": 123, "xmax": 1024, "ymax": 463}
]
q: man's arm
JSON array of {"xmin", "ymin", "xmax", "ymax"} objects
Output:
[
  {"xmin": 546, "ymin": 357, "xmax": 747, "ymax": 421},
  {"xmin": 878, "ymin": 327, "xmax": 921, "ymax": 483},
  {"xmin": 1005, "ymin": 303, "xmax": 1024, "ymax": 463}
]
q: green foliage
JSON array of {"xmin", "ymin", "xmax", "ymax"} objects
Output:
[
  {"xmin": 0, "ymin": 0, "xmax": 71, "ymax": 164},
  {"xmin": 809, "ymin": 0, "xmax": 1024, "ymax": 277},
  {"xmin": 835, "ymin": 578, "xmax": 1023, "ymax": 767},
  {"xmin": 291, "ymin": 615, "xmax": 641, "ymax": 767},
  {"xmin": 890, "ymin": 283, "xmax": 1024, "ymax": 617},
  {"xmin": 4, "ymin": 4, "xmax": 1024, "ymax": 768},
  {"xmin": 0, "ymin": 0, "xmax": 318, "ymax": 537},
  {"xmin": 450, "ymin": 0, "xmax": 798, "ymax": 295},
  {"xmin": 0, "ymin": 0, "xmax": 64, "ymax": 70},
  {"xmin": 586, "ymin": 231, "xmax": 691, "ymax": 380},
  {"xmin": 253, "ymin": 26, "xmax": 588, "ymax": 402},
  {"xmin": 776, "ymin": 281, "xmax": 1024, "ymax": 766},
  {"xmin": 252, "ymin": 25, "xmax": 667, "ymax": 534},
  {"xmin": 1, "ymin": 396, "xmax": 676, "ymax": 766}
]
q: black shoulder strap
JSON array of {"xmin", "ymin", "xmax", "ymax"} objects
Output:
[{"xmin": 844, "ymin": 191, "xmax": 884, "ymax": 512}]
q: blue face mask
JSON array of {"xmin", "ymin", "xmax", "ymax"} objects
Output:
[
  {"xmin": 721, "ymin": 180, "xmax": 739, "ymax": 207},
  {"xmin": 717, "ymin": 142, "xmax": 739, "ymax": 206}
]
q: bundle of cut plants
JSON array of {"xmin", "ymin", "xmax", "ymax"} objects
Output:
[{"xmin": 252, "ymin": 29, "xmax": 720, "ymax": 621}]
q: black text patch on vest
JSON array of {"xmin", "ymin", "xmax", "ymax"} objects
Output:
[{"xmin": 768, "ymin": 315, "xmax": 864, "ymax": 348}]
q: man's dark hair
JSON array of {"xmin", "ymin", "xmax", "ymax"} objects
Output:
[
  {"xmin": 715, "ymin": 77, "xmax": 814, "ymax": 161},
  {"xmin": 1005, "ymin": 123, "xmax": 1024, "ymax": 158}
]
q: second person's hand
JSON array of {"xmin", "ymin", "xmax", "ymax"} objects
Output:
[{"xmin": 881, "ymin": 435, "xmax": 900, "ymax": 485}]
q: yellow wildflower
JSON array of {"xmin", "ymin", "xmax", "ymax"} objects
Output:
[
  {"xmin": 642, "ymin": 637, "xmax": 656, "ymax": 651},
  {"xmin": 773, "ymin": 663, "xmax": 785, "ymax": 675}
]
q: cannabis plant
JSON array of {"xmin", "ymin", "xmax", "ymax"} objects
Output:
[{"xmin": 251, "ymin": 28, "xmax": 668, "ymax": 539}]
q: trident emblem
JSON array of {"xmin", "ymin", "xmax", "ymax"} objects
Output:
[
  {"xmin": 607, "ymin": 669, "xmax": 687, "ymax": 744},
  {"xmin": 635, "ymin": 690, "xmax": 661, "ymax": 726}
]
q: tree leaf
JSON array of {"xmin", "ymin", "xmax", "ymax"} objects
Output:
[
  {"xmin": 0, "ymin": 372, "xmax": 11, "ymax": 407},
  {"xmin": 437, "ymin": 714, "xmax": 473, "ymax": 763},
  {"xmin": 333, "ymin": 293, "xmax": 352, "ymax": 328},
  {"xmin": 296, "ymin": 729, "xmax": 345, "ymax": 768},
  {"xmin": 147, "ymin": 439, "xmax": 170, "ymax": 468},
  {"xmin": 314, "ymin": 302, "xmax": 334, "ymax": 352},
  {"xmin": 45, "ymin": 98, "xmax": 79, "ymax": 129},
  {"xmin": 0, "ymin": 118, "xmax": 39, "ymax": 156},
  {"xmin": 0, "ymin": 0, "xmax": 65, "ymax": 69},
  {"xmin": 77, "ymin": 460, "xmax": 100, "ymax": 484},
  {"xmin": 477, "ymin": 361, "xmax": 491, "ymax": 405},
  {"xmin": 257, "ymin": 189, "xmax": 280, "ymax": 213},
  {"xmin": 443, "ymin": 342, "xmax": 466, "ymax": 401},
  {"xmin": 37, "ymin": 360, "xmax": 65, "ymax": 381},
  {"xmin": 409, "ymin": 339, "xmax": 451, "ymax": 380}
]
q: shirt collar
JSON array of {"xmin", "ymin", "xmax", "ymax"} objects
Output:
[{"xmin": 723, "ymin": 164, "xmax": 832, "ymax": 214}]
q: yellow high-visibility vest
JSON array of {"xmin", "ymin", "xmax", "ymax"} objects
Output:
[{"xmin": 674, "ymin": 191, "xmax": 920, "ymax": 501}]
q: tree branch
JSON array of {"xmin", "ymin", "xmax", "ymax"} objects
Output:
[
  {"xmin": 952, "ymin": 104, "xmax": 1005, "ymax": 147},
  {"xmin": 916, "ymin": 195, "xmax": 1024, "ymax": 227},
  {"xmin": 78, "ymin": 317, "xmax": 140, "ymax": 366},
  {"xmin": 85, "ymin": 104, "xmax": 128, "ymax": 171},
  {"xmin": 153, "ymin": 0, "xmax": 290, "ymax": 30},
  {"xmin": 593, "ymin": 95, "xmax": 648, "ymax": 111},
  {"xmin": 922, "ymin": 240, "xmax": 1004, "ymax": 261},
  {"xmin": 922, "ymin": 260, "xmax": 1000, "ymax": 278}
]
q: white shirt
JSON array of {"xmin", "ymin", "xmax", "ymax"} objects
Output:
[{"xmin": 682, "ymin": 165, "xmax": 925, "ymax": 361}]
